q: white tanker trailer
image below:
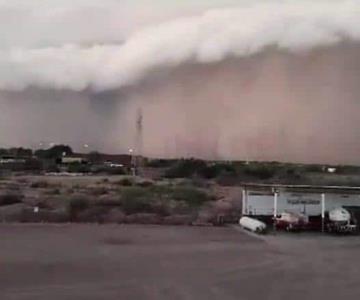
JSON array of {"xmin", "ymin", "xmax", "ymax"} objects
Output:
[
  {"xmin": 239, "ymin": 217, "xmax": 267, "ymax": 234},
  {"xmin": 327, "ymin": 207, "xmax": 358, "ymax": 234}
]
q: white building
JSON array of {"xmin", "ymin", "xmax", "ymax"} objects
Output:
[{"xmin": 242, "ymin": 184, "xmax": 360, "ymax": 217}]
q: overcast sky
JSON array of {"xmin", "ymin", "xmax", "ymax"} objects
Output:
[{"xmin": 0, "ymin": 0, "xmax": 241, "ymax": 49}]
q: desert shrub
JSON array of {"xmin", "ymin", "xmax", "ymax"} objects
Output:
[
  {"xmin": 198, "ymin": 163, "xmax": 237, "ymax": 179},
  {"xmin": 23, "ymin": 158, "xmax": 43, "ymax": 171},
  {"xmin": 118, "ymin": 185, "xmax": 214, "ymax": 215},
  {"xmin": 150, "ymin": 202, "xmax": 170, "ymax": 216},
  {"xmin": 334, "ymin": 165, "xmax": 360, "ymax": 175},
  {"xmin": 136, "ymin": 180, "xmax": 154, "ymax": 187},
  {"xmin": 77, "ymin": 206, "xmax": 110, "ymax": 223},
  {"xmin": 164, "ymin": 159, "xmax": 207, "ymax": 178},
  {"xmin": 44, "ymin": 165, "xmax": 60, "ymax": 173},
  {"xmin": 146, "ymin": 159, "xmax": 177, "ymax": 168},
  {"xmin": 304, "ymin": 164, "xmax": 324, "ymax": 173},
  {"xmin": 91, "ymin": 187, "xmax": 108, "ymax": 196},
  {"xmin": 94, "ymin": 197, "xmax": 122, "ymax": 207},
  {"xmin": 108, "ymin": 167, "xmax": 126, "ymax": 175},
  {"xmin": 16, "ymin": 178, "xmax": 29, "ymax": 184},
  {"xmin": 6, "ymin": 183, "xmax": 21, "ymax": 191},
  {"xmin": 67, "ymin": 196, "xmax": 90, "ymax": 220},
  {"xmin": 67, "ymin": 163, "xmax": 91, "ymax": 173},
  {"xmin": 35, "ymin": 200, "xmax": 52, "ymax": 209},
  {"xmin": 148, "ymin": 185, "xmax": 212, "ymax": 206},
  {"xmin": 171, "ymin": 187, "xmax": 213, "ymax": 207},
  {"xmin": 0, "ymin": 193, "xmax": 23, "ymax": 206},
  {"xmin": 216, "ymin": 173, "xmax": 239, "ymax": 186},
  {"xmin": 30, "ymin": 180, "xmax": 50, "ymax": 188},
  {"xmin": 187, "ymin": 177, "xmax": 210, "ymax": 188},
  {"xmin": 45, "ymin": 188, "xmax": 61, "ymax": 195},
  {"xmin": 92, "ymin": 166, "xmax": 126, "ymax": 175},
  {"xmin": 121, "ymin": 197, "xmax": 153, "ymax": 215},
  {"xmin": 115, "ymin": 177, "xmax": 134, "ymax": 186},
  {"xmin": 120, "ymin": 187, "xmax": 153, "ymax": 215},
  {"xmin": 35, "ymin": 145, "xmax": 73, "ymax": 159},
  {"xmin": 66, "ymin": 188, "xmax": 75, "ymax": 194},
  {"xmin": 242, "ymin": 164, "xmax": 277, "ymax": 180}
]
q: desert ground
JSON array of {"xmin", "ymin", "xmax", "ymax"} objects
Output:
[
  {"xmin": 0, "ymin": 174, "xmax": 242, "ymax": 225},
  {"xmin": 1, "ymin": 224, "xmax": 360, "ymax": 300}
]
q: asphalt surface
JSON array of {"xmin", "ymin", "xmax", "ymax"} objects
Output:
[{"xmin": 1, "ymin": 224, "xmax": 360, "ymax": 300}]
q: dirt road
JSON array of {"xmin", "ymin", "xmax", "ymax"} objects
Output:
[{"xmin": 1, "ymin": 224, "xmax": 360, "ymax": 299}]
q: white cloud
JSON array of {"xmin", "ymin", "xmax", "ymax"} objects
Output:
[{"xmin": 0, "ymin": 0, "xmax": 359, "ymax": 91}]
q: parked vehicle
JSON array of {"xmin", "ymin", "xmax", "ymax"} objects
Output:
[{"xmin": 275, "ymin": 211, "xmax": 309, "ymax": 231}]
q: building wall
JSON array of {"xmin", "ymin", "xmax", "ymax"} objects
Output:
[
  {"xmin": 61, "ymin": 157, "xmax": 85, "ymax": 164},
  {"xmin": 245, "ymin": 190, "xmax": 360, "ymax": 216}
]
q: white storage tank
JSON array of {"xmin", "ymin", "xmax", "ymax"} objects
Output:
[
  {"xmin": 239, "ymin": 216, "xmax": 267, "ymax": 233},
  {"xmin": 329, "ymin": 208, "xmax": 351, "ymax": 223}
]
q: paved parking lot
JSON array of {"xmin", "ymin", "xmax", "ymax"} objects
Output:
[{"xmin": 1, "ymin": 224, "xmax": 360, "ymax": 300}]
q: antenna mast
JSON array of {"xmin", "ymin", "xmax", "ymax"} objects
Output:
[{"xmin": 133, "ymin": 108, "xmax": 143, "ymax": 175}]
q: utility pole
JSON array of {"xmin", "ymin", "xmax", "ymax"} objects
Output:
[
  {"xmin": 321, "ymin": 193, "xmax": 326, "ymax": 233},
  {"xmin": 134, "ymin": 108, "xmax": 143, "ymax": 176}
]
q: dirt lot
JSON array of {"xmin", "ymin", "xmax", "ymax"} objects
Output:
[{"xmin": 1, "ymin": 225, "xmax": 360, "ymax": 300}]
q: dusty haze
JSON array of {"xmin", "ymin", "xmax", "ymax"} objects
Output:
[
  {"xmin": 0, "ymin": 1, "xmax": 360, "ymax": 164},
  {"xmin": 1, "ymin": 42, "xmax": 360, "ymax": 164}
]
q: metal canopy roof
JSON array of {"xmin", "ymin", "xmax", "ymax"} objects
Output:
[{"xmin": 242, "ymin": 183, "xmax": 360, "ymax": 194}]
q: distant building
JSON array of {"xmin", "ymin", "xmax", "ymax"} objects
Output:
[
  {"xmin": 0, "ymin": 156, "xmax": 26, "ymax": 164},
  {"xmin": 327, "ymin": 167, "xmax": 337, "ymax": 173},
  {"xmin": 91, "ymin": 154, "xmax": 132, "ymax": 168},
  {"xmin": 0, "ymin": 155, "xmax": 41, "ymax": 171},
  {"xmin": 104, "ymin": 161, "xmax": 124, "ymax": 168},
  {"xmin": 60, "ymin": 156, "xmax": 87, "ymax": 164}
]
